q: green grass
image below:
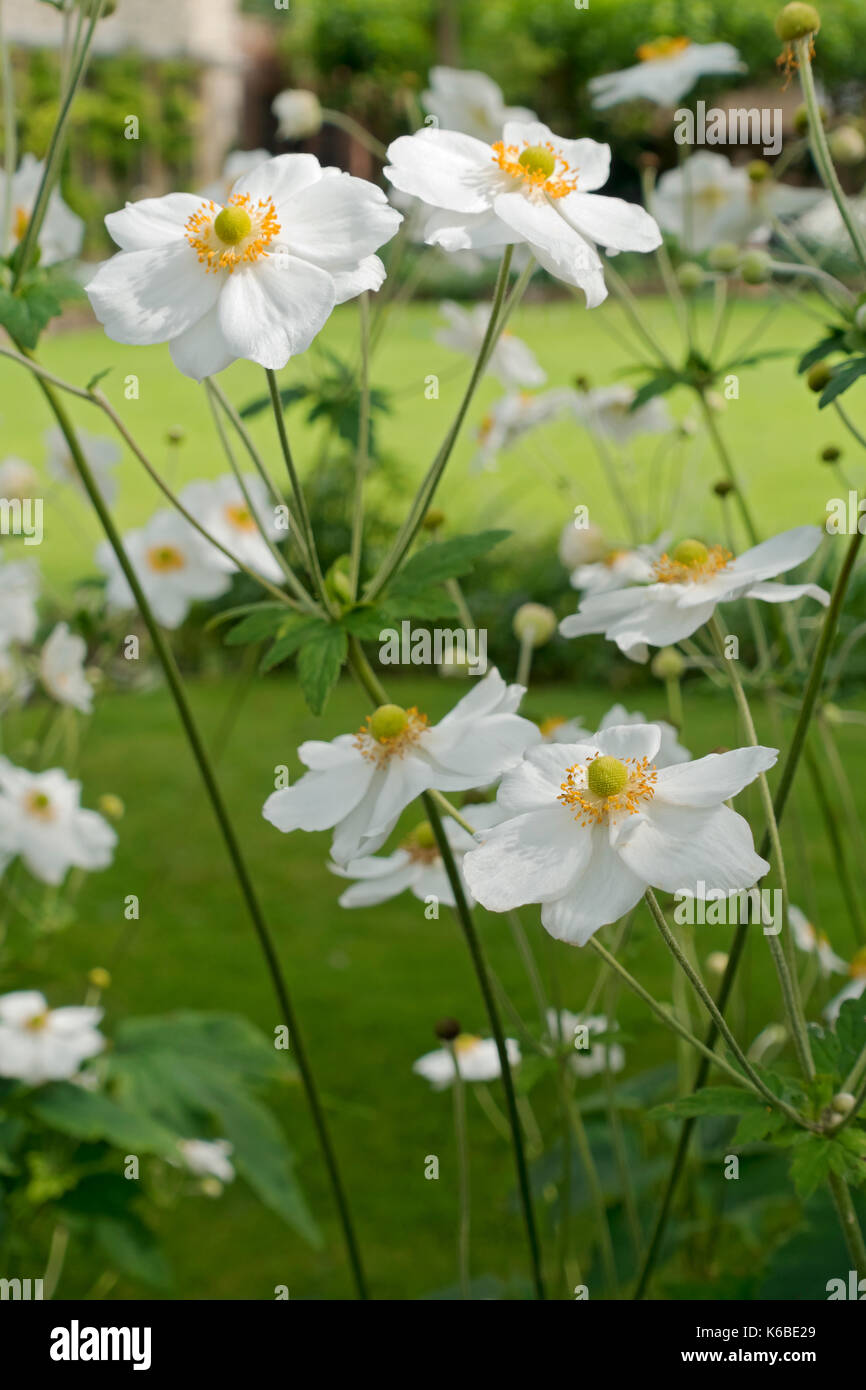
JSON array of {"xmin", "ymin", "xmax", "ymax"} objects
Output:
[
  {"xmin": 9, "ymin": 672, "xmax": 864, "ymax": 1301},
  {"xmin": 1, "ymin": 292, "xmax": 856, "ymax": 593}
]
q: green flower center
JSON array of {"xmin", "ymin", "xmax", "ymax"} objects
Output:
[
  {"xmin": 404, "ymin": 819, "xmax": 437, "ymax": 851},
  {"xmin": 369, "ymin": 703, "xmax": 409, "ymax": 742},
  {"xmin": 517, "ymin": 146, "xmax": 557, "ymax": 179},
  {"xmin": 214, "ymin": 205, "xmax": 252, "ymax": 245},
  {"xmin": 586, "ymin": 756, "xmax": 629, "ymax": 799},
  {"xmin": 671, "ymin": 538, "xmax": 709, "ymax": 568}
]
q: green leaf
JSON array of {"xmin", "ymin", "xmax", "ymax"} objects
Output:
[
  {"xmin": 296, "ymin": 624, "xmax": 347, "ymax": 714},
  {"xmin": 29, "ymin": 1083, "xmax": 178, "ymax": 1156},
  {"xmin": 378, "ymin": 591, "xmax": 460, "ymax": 621},
  {"xmin": 789, "ymin": 1135, "xmax": 834, "ymax": 1198},
  {"xmin": 797, "ymin": 331, "xmax": 847, "ymax": 374},
  {"xmin": 259, "ymin": 616, "xmax": 331, "ymax": 672},
  {"xmin": 818, "ymin": 357, "xmax": 866, "ymax": 408},
  {"xmin": 390, "ymin": 530, "xmax": 510, "ymax": 597},
  {"xmin": 650, "ymin": 1086, "xmax": 764, "ymax": 1120},
  {"xmin": 732, "ymin": 1107, "xmax": 788, "ymax": 1146},
  {"xmin": 0, "ymin": 280, "xmax": 63, "ymax": 349},
  {"xmin": 629, "ymin": 370, "xmax": 682, "ymax": 410},
  {"xmin": 238, "ymin": 384, "xmax": 309, "ymax": 420},
  {"xmin": 224, "ymin": 605, "xmax": 293, "ymax": 646},
  {"xmin": 85, "ymin": 367, "xmax": 113, "ymax": 392},
  {"xmin": 92, "ymin": 1214, "xmax": 172, "ymax": 1289}
]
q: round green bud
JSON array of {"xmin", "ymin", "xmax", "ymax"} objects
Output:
[
  {"xmin": 823, "ymin": 701, "xmax": 843, "ymax": 725},
  {"xmin": 573, "ymin": 374, "xmax": 591, "ymax": 392},
  {"xmin": 739, "ymin": 249, "xmax": 772, "ymax": 284},
  {"xmin": 166, "ymin": 426, "xmax": 186, "ymax": 445},
  {"xmin": 88, "ymin": 967, "xmax": 111, "ymax": 990},
  {"xmin": 214, "ymin": 204, "xmax": 252, "ymax": 246},
  {"xmin": 325, "ymin": 555, "xmax": 352, "ymax": 605},
  {"xmin": 713, "ymin": 478, "xmax": 735, "ymax": 497},
  {"xmin": 820, "ymin": 444, "xmax": 841, "ymax": 462},
  {"xmin": 831, "ymin": 1091, "xmax": 856, "ymax": 1116},
  {"xmin": 422, "ymin": 507, "xmax": 445, "ymax": 532},
  {"xmin": 404, "ymin": 820, "xmax": 437, "ymax": 851},
  {"xmin": 747, "ymin": 159, "xmax": 771, "ymax": 184},
  {"xmin": 369, "ymin": 704, "xmax": 409, "ymax": 742},
  {"xmin": 651, "ymin": 646, "xmax": 686, "ymax": 681},
  {"xmin": 828, "ymin": 125, "xmax": 866, "ymax": 165},
  {"xmin": 672, "ymin": 538, "xmax": 709, "ymax": 567},
  {"xmin": 513, "ymin": 602, "xmax": 557, "ymax": 648},
  {"xmin": 774, "ymin": 4, "xmax": 821, "ymax": 41},
  {"xmin": 586, "ymin": 755, "xmax": 629, "ymax": 799},
  {"xmin": 98, "ymin": 793, "xmax": 125, "ymax": 821},
  {"xmin": 807, "ymin": 360, "xmax": 832, "ymax": 391},
  {"xmin": 434, "ymin": 1017, "xmax": 462, "ymax": 1042},
  {"xmin": 708, "ymin": 241, "xmax": 740, "ymax": 272},
  {"xmin": 518, "ymin": 145, "xmax": 557, "ymax": 179},
  {"xmin": 676, "ymin": 261, "xmax": 704, "ymax": 292}
]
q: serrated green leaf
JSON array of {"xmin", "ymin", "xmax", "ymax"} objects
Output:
[
  {"xmin": 797, "ymin": 331, "xmax": 846, "ymax": 374},
  {"xmin": 296, "ymin": 624, "xmax": 347, "ymax": 714},
  {"xmin": 0, "ymin": 281, "xmax": 63, "ymax": 349},
  {"xmin": 732, "ymin": 1106, "xmax": 788, "ymax": 1146},
  {"xmin": 818, "ymin": 357, "xmax": 866, "ymax": 408},
  {"xmin": 789, "ymin": 1135, "xmax": 834, "ymax": 1198},
  {"xmin": 224, "ymin": 605, "xmax": 293, "ymax": 646},
  {"xmin": 260, "ymin": 617, "xmax": 330, "ymax": 673},
  {"xmin": 650, "ymin": 1086, "xmax": 763, "ymax": 1120},
  {"xmin": 390, "ymin": 530, "xmax": 510, "ymax": 597},
  {"xmin": 29, "ymin": 1083, "xmax": 178, "ymax": 1156}
]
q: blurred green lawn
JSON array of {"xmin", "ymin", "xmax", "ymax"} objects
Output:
[
  {"xmin": 13, "ymin": 671, "xmax": 864, "ymax": 1301},
  {"xmin": 1, "ymin": 292, "xmax": 858, "ymax": 597}
]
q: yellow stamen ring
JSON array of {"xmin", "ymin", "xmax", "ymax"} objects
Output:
[
  {"xmin": 491, "ymin": 141, "xmax": 578, "ymax": 199},
  {"xmin": 185, "ymin": 192, "xmax": 281, "ymax": 273},
  {"xmin": 559, "ymin": 753, "xmax": 657, "ymax": 827}
]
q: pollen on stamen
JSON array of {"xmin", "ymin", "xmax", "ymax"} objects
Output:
[
  {"xmin": 491, "ymin": 141, "xmax": 579, "ymax": 199},
  {"xmin": 558, "ymin": 753, "xmax": 657, "ymax": 827},
  {"xmin": 652, "ymin": 541, "xmax": 732, "ymax": 585},
  {"xmin": 184, "ymin": 192, "xmax": 281, "ymax": 274},
  {"xmin": 354, "ymin": 706, "xmax": 428, "ymax": 765}
]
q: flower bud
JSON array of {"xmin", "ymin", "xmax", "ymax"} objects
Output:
[
  {"xmin": 324, "ymin": 555, "xmax": 352, "ymax": 605},
  {"xmin": 774, "ymin": 4, "xmax": 821, "ymax": 41},
  {"xmin": 166, "ymin": 426, "xmax": 186, "ymax": 445},
  {"xmin": 435, "ymin": 1017, "xmax": 462, "ymax": 1042},
  {"xmin": 651, "ymin": 646, "xmax": 685, "ymax": 681},
  {"xmin": 831, "ymin": 1091, "xmax": 856, "ymax": 1116},
  {"xmin": 708, "ymin": 242, "xmax": 740, "ymax": 272},
  {"xmin": 739, "ymin": 249, "xmax": 772, "ymax": 284},
  {"xmin": 828, "ymin": 125, "xmax": 866, "ymax": 165},
  {"xmin": 807, "ymin": 360, "xmax": 832, "ymax": 391},
  {"xmin": 272, "ymin": 89, "xmax": 323, "ymax": 140},
  {"xmin": 676, "ymin": 261, "xmax": 704, "ymax": 292},
  {"xmin": 200, "ymin": 1177, "xmax": 224, "ymax": 1198},
  {"xmin": 713, "ymin": 478, "xmax": 735, "ymax": 497},
  {"xmin": 513, "ymin": 603, "xmax": 556, "ymax": 647},
  {"xmin": 421, "ymin": 507, "xmax": 445, "ymax": 532},
  {"xmin": 98, "ymin": 793, "xmax": 124, "ymax": 821},
  {"xmin": 706, "ymin": 952, "xmax": 729, "ymax": 976},
  {"xmin": 747, "ymin": 159, "xmax": 772, "ymax": 184},
  {"xmin": 820, "ymin": 443, "xmax": 841, "ymax": 462},
  {"xmin": 88, "ymin": 967, "xmax": 111, "ymax": 990}
]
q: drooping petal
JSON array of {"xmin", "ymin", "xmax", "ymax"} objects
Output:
[
  {"xmin": 217, "ymin": 256, "xmax": 336, "ymax": 367},
  {"xmin": 744, "ymin": 581, "xmax": 829, "ymax": 607},
  {"xmin": 493, "ymin": 192, "xmax": 607, "ymax": 303},
  {"xmin": 559, "ymin": 191, "xmax": 661, "ymax": 252},
  {"xmin": 263, "ymin": 758, "xmax": 373, "ymax": 834},
  {"xmin": 541, "ymin": 830, "xmax": 646, "ymax": 944},
  {"xmin": 463, "ymin": 808, "xmax": 590, "ymax": 911},
  {"xmin": 169, "ymin": 303, "xmax": 238, "ymax": 380}
]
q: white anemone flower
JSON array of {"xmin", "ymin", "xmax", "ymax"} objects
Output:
[
  {"xmin": 653, "ymin": 152, "xmax": 821, "ymax": 253},
  {"xmin": 825, "ymin": 951, "xmax": 866, "ymax": 1024},
  {"xmin": 40, "ymin": 623, "xmax": 93, "ymax": 714},
  {"xmin": 0, "ymin": 649, "xmax": 33, "ymax": 709},
  {"xmin": 546, "ymin": 1009, "xmax": 626, "ymax": 1078},
  {"xmin": 179, "ymin": 474, "xmax": 284, "ymax": 583},
  {"xmin": 568, "ymin": 538, "xmax": 667, "ymax": 597},
  {"xmin": 571, "ymin": 384, "xmax": 673, "ymax": 444},
  {"xmin": 46, "ymin": 425, "xmax": 121, "ymax": 505},
  {"xmin": 385, "ymin": 121, "xmax": 661, "ymax": 306},
  {"xmin": 263, "ymin": 667, "xmax": 540, "ymax": 864},
  {"xmin": 97, "ymin": 509, "xmax": 231, "ymax": 629},
  {"xmin": 542, "ymin": 703, "xmax": 689, "ymax": 767},
  {"xmin": 271, "ymin": 90, "xmax": 323, "ymax": 141},
  {"xmin": 589, "ymin": 38, "xmax": 745, "ymax": 110},
  {"xmin": 473, "ymin": 388, "xmax": 579, "ymax": 471},
  {"xmin": 201, "ymin": 149, "xmax": 272, "ymax": 205},
  {"xmin": 177, "ymin": 1138, "xmax": 235, "ymax": 1184},
  {"xmin": 558, "ymin": 520, "xmax": 608, "ymax": 572},
  {"xmin": 330, "ymin": 803, "xmax": 502, "ymax": 909},
  {"xmin": 463, "ymin": 725, "xmax": 775, "ymax": 945},
  {"xmin": 792, "ymin": 193, "xmax": 866, "ymax": 252},
  {"xmin": 560, "ymin": 527, "xmax": 829, "ymax": 662},
  {"xmin": 2, "ymin": 154, "xmax": 84, "ymax": 265},
  {"xmin": 436, "ymin": 300, "xmax": 546, "ymax": 388},
  {"xmin": 789, "ymin": 905, "xmax": 847, "ymax": 977},
  {"xmin": 0, "ymin": 991, "xmax": 105, "ymax": 1086},
  {"xmin": 0, "ymin": 559, "xmax": 39, "ymax": 650},
  {"xmin": 413, "ymin": 1034, "xmax": 521, "ymax": 1090},
  {"xmin": 422, "ymin": 66, "xmax": 537, "ymax": 142},
  {"xmin": 0, "ymin": 761, "xmax": 117, "ymax": 885},
  {"xmin": 0, "ymin": 457, "xmax": 39, "ymax": 501},
  {"xmin": 85, "ymin": 154, "xmax": 402, "ymax": 380}
]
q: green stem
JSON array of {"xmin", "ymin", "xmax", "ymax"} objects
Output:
[
  {"xmin": 349, "ymin": 291, "xmax": 371, "ymax": 598},
  {"xmin": 796, "ymin": 39, "xmax": 866, "ymax": 274},
  {"xmin": 265, "ymin": 368, "xmax": 333, "ymax": 610},
  {"xmin": 827, "ymin": 1171, "xmax": 866, "ymax": 1280},
  {"xmin": 448, "ymin": 1041, "xmax": 472, "ymax": 1300},
  {"xmin": 563, "ymin": 1085, "xmax": 619, "ymax": 1296},
  {"xmin": 697, "ymin": 392, "xmax": 760, "ymax": 546}
]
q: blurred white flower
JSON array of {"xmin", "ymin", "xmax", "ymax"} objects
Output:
[
  {"xmin": 97, "ymin": 508, "xmax": 231, "ymax": 629},
  {"xmin": 789, "ymin": 905, "xmax": 847, "ymax": 976},
  {"xmin": 2, "ymin": 153, "xmax": 84, "ymax": 265},
  {"xmin": 436, "ymin": 299, "xmax": 546, "ymax": 388},
  {"xmin": 86, "ymin": 155, "xmax": 401, "ymax": 380},
  {"xmin": 0, "ymin": 991, "xmax": 105, "ymax": 1086},
  {"xmin": 46, "ymin": 425, "xmax": 121, "ymax": 505},
  {"xmin": 201, "ymin": 149, "xmax": 272, "ymax": 205},
  {"xmin": 272, "ymin": 90, "xmax": 323, "ymax": 140},
  {"xmin": 825, "ymin": 951, "xmax": 866, "ymax": 1024},
  {"xmin": 0, "ymin": 648, "xmax": 33, "ymax": 709},
  {"xmin": 263, "ymin": 668, "xmax": 540, "ymax": 864},
  {"xmin": 0, "ymin": 761, "xmax": 117, "ymax": 884},
  {"xmin": 571, "ymin": 384, "xmax": 672, "ymax": 444},
  {"xmin": 589, "ymin": 39, "xmax": 744, "ymax": 110},
  {"xmin": 792, "ymin": 192, "xmax": 866, "ymax": 252},
  {"xmin": 473, "ymin": 388, "xmax": 579, "ymax": 471},
  {"xmin": 0, "ymin": 457, "xmax": 39, "ymax": 501},
  {"xmin": 544, "ymin": 703, "xmax": 690, "ymax": 767},
  {"xmin": 330, "ymin": 803, "xmax": 502, "ymax": 909},
  {"xmin": 413, "ymin": 1034, "xmax": 521, "ymax": 1090},
  {"xmin": 560, "ymin": 527, "xmax": 828, "ymax": 662},
  {"xmin": 177, "ymin": 1138, "xmax": 235, "ymax": 1184},
  {"xmin": 653, "ymin": 152, "xmax": 821, "ymax": 253},
  {"xmin": 0, "ymin": 559, "xmax": 39, "ymax": 650},
  {"xmin": 385, "ymin": 121, "xmax": 660, "ymax": 306},
  {"xmin": 568, "ymin": 538, "xmax": 667, "ymax": 597},
  {"xmin": 546, "ymin": 1009, "xmax": 626, "ymax": 1077},
  {"xmin": 179, "ymin": 474, "xmax": 284, "ymax": 583},
  {"xmin": 422, "ymin": 66, "xmax": 537, "ymax": 142},
  {"xmin": 463, "ymin": 726, "xmax": 775, "ymax": 945},
  {"xmin": 40, "ymin": 622, "xmax": 93, "ymax": 714},
  {"xmin": 558, "ymin": 520, "xmax": 608, "ymax": 571}
]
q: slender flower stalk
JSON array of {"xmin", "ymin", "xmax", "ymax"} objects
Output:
[
  {"xmin": 796, "ymin": 38, "xmax": 866, "ymax": 274},
  {"xmin": 350, "ymin": 292, "xmax": 371, "ymax": 598},
  {"xmin": 447, "ymin": 1040, "xmax": 472, "ymax": 1300},
  {"xmin": 265, "ymin": 369, "xmax": 334, "ymax": 611}
]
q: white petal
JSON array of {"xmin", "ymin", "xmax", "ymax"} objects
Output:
[
  {"xmin": 86, "ymin": 241, "xmax": 220, "ymax": 345},
  {"xmin": 541, "ymin": 830, "xmax": 645, "ymax": 944},
  {"xmin": 169, "ymin": 303, "xmax": 238, "ymax": 380},
  {"xmin": 105, "ymin": 194, "xmax": 202, "ymax": 251},
  {"xmin": 385, "ymin": 130, "xmax": 498, "ymax": 214},
  {"xmin": 559, "ymin": 191, "xmax": 661, "ymax": 252},
  {"xmin": 217, "ymin": 257, "xmax": 336, "ymax": 367},
  {"xmin": 655, "ymin": 746, "xmax": 777, "ymax": 807},
  {"xmin": 617, "ymin": 801, "xmax": 769, "ymax": 895},
  {"xmin": 745, "ymin": 581, "xmax": 829, "ymax": 607},
  {"xmin": 463, "ymin": 808, "xmax": 589, "ymax": 911},
  {"xmin": 263, "ymin": 759, "xmax": 372, "ymax": 834},
  {"xmin": 493, "ymin": 192, "xmax": 607, "ymax": 302}
]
